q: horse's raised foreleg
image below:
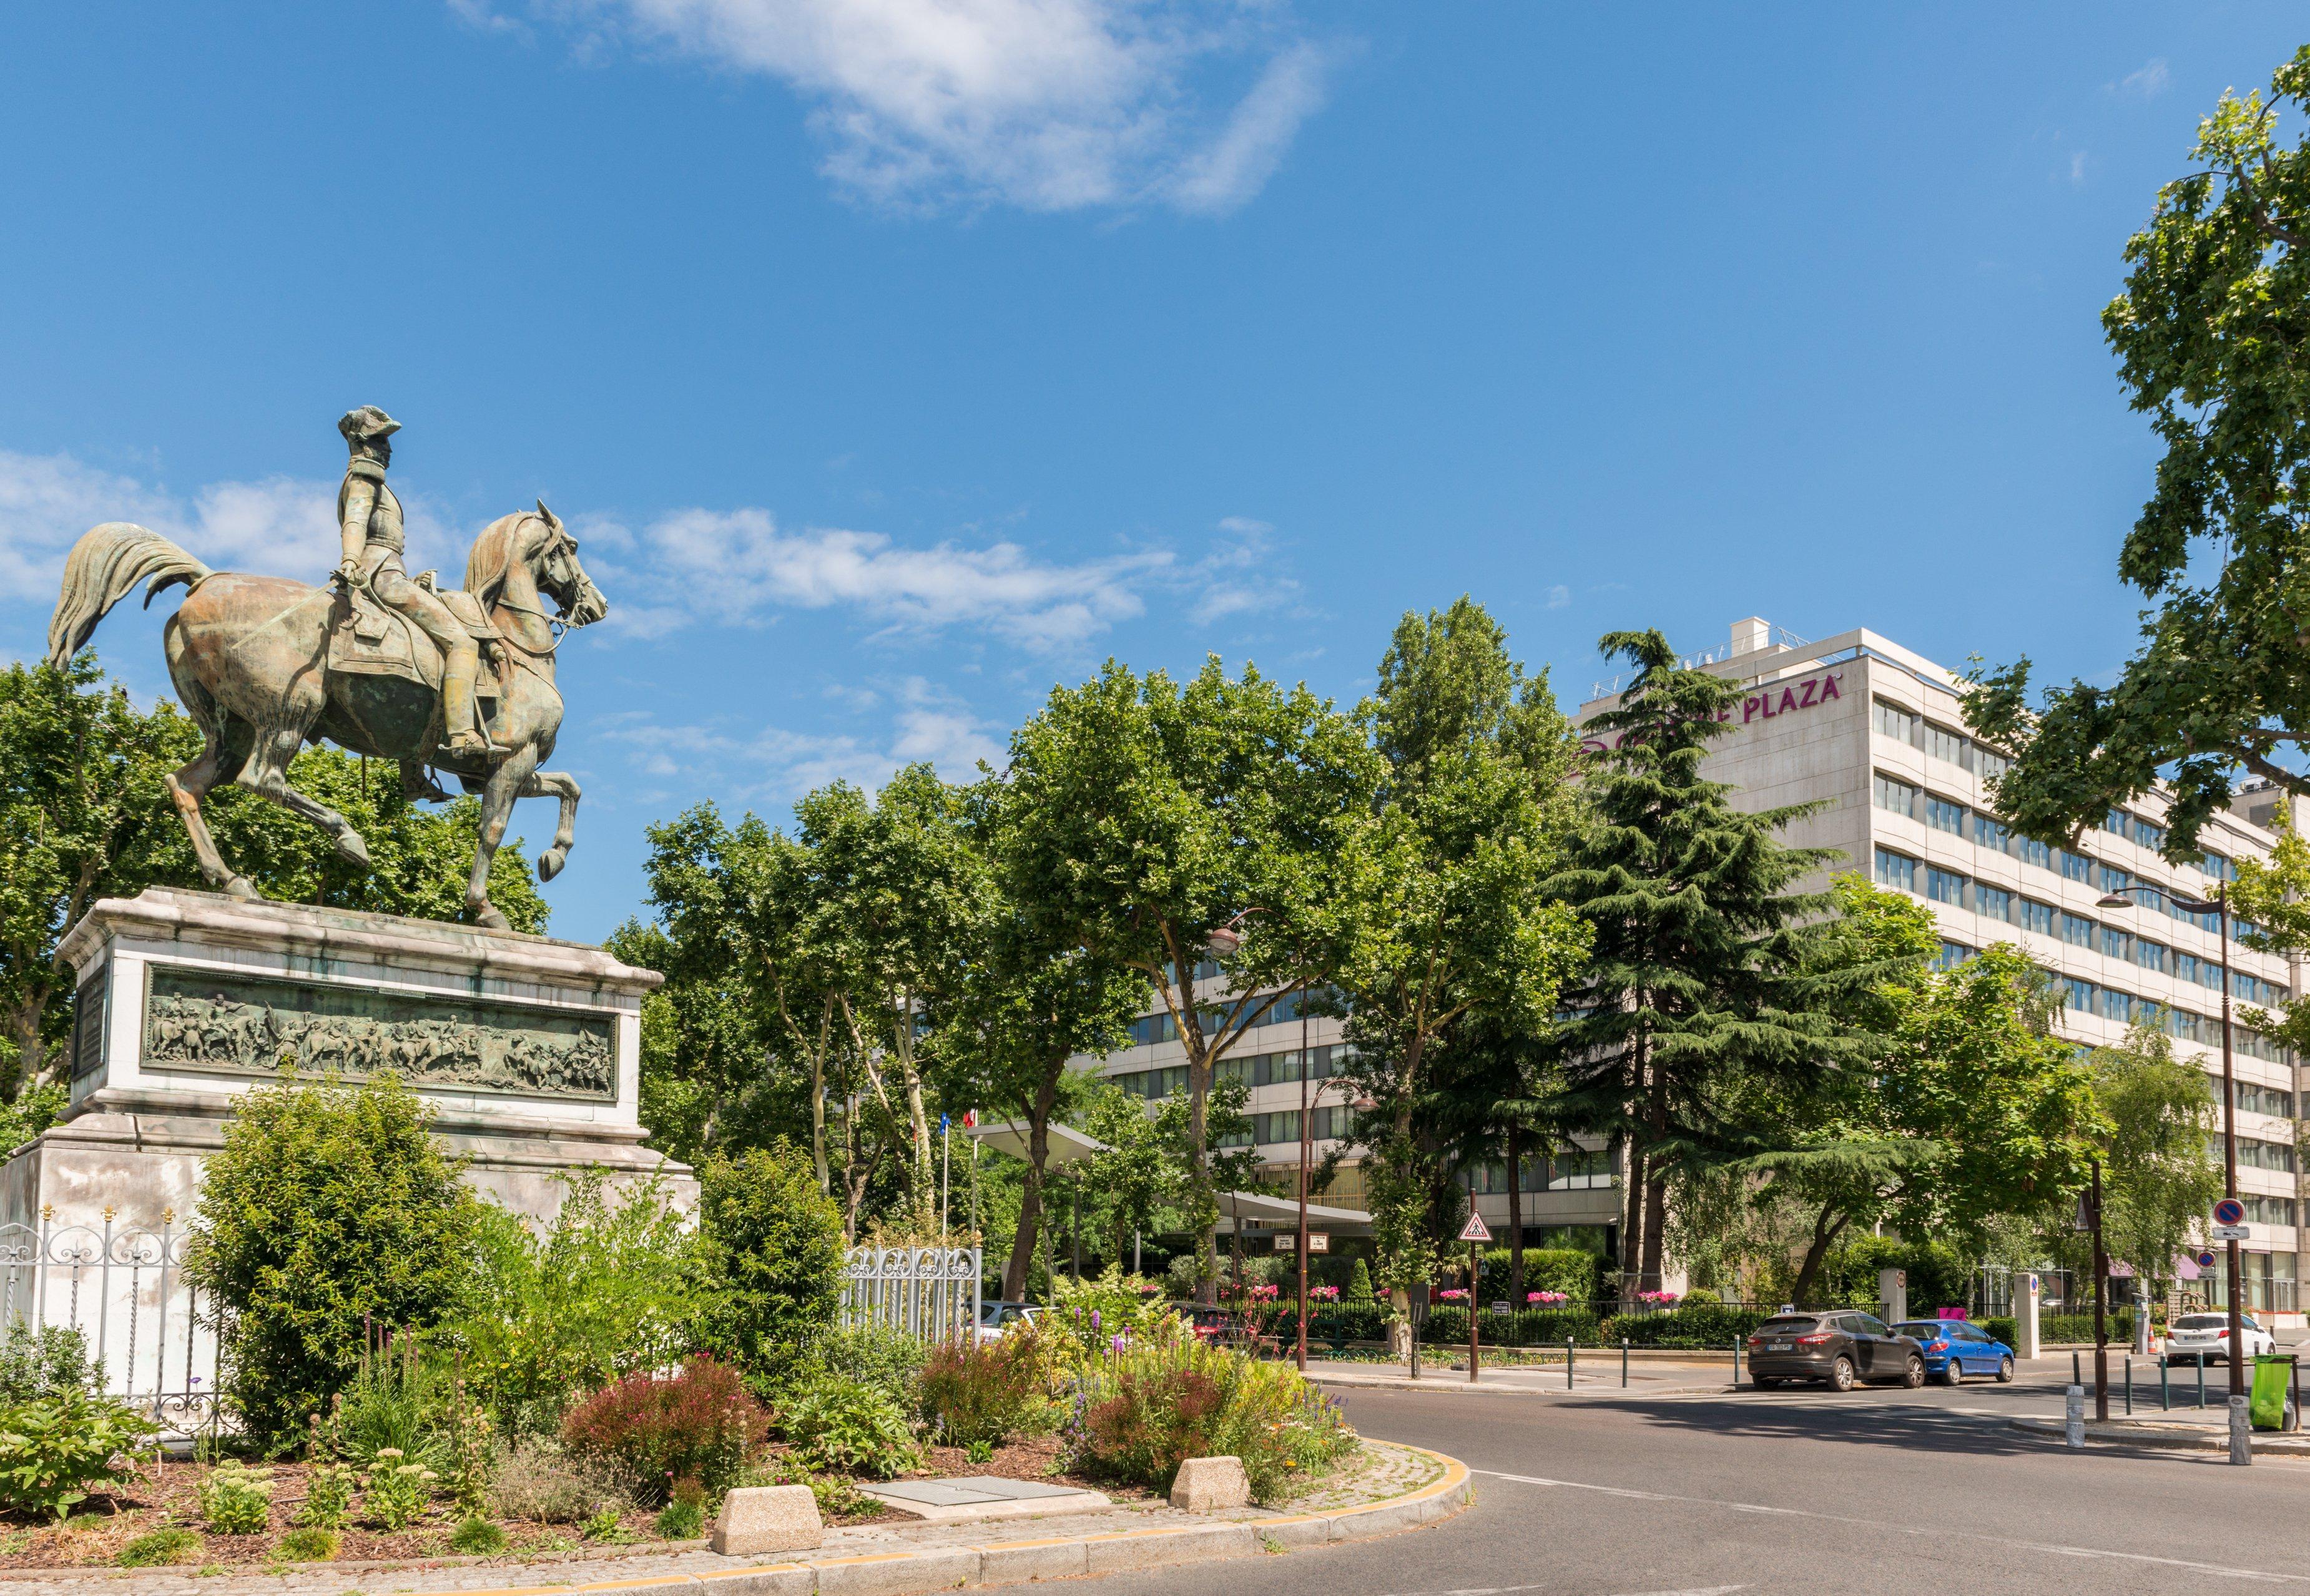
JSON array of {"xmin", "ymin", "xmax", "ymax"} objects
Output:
[
  {"xmin": 235, "ymin": 721, "xmax": 371, "ymax": 869},
  {"xmin": 467, "ymin": 745, "xmax": 541, "ymax": 931},
  {"xmin": 519, "ymin": 770, "xmax": 581, "ymax": 881}
]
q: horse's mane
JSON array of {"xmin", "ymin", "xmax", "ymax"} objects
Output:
[{"xmin": 463, "ymin": 512, "xmax": 535, "ymax": 612}]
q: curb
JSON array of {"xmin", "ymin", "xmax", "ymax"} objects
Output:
[
  {"xmin": 22, "ymin": 1448, "xmax": 1472, "ymax": 1593},
  {"xmin": 2008, "ymin": 1416, "xmax": 2310, "ymax": 1457}
]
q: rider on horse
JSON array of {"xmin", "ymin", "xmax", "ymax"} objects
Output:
[{"xmin": 332, "ymin": 405, "xmax": 490, "ymax": 760}]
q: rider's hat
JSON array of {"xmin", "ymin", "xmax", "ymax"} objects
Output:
[{"xmin": 338, "ymin": 405, "xmax": 401, "ymax": 447}]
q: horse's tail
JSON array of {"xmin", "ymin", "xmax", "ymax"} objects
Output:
[{"xmin": 46, "ymin": 522, "xmax": 212, "ymax": 668}]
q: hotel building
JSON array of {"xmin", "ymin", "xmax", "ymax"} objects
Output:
[{"xmin": 1077, "ymin": 617, "xmax": 2304, "ymax": 1315}]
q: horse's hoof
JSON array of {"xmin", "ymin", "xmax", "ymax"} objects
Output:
[
  {"xmin": 224, "ymin": 876, "xmax": 261, "ymax": 901},
  {"xmin": 538, "ymin": 847, "xmax": 566, "ymax": 882},
  {"xmin": 473, "ymin": 905, "xmax": 512, "ymax": 932},
  {"xmin": 337, "ymin": 831, "xmax": 372, "ymax": 869}
]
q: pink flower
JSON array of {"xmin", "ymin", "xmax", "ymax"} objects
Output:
[
  {"xmin": 1526, "ymin": 1291, "xmax": 1567, "ymax": 1304},
  {"xmin": 1437, "ymin": 1288, "xmax": 1468, "ymax": 1301}
]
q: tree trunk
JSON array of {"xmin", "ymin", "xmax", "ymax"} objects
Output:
[
  {"xmin": 1637, "ymin": 1063, "xmax": 1671, "ymax": 1289},
  {"xmin": 1001, "ymin": 1067, "xmax": 1061, "ymax": 1301},
  {"xmin": 1619, "ymin": 1132, "xmax": 1646, "ymax": 1288},
  {"xmin": 1789, "ymin": 1204, "xmax": 1850, "ymax": 1310},
  {"xmin": 1506, "ymin": 1121, "xmax": 1525, "ymax": 1304}
]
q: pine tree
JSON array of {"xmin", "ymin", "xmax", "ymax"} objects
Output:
[
  {"xmin": 1542, "ymin": 630, "xmax": 1857, "ymax": 1291},
  {"xmin": 1345, "ymin": 1257, "xmax": 1376, "ymax": 1305}
]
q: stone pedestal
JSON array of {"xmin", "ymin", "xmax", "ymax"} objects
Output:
[{"xmin": 23, "ymin": 888, "xmax": 689, "ymax": 1232}]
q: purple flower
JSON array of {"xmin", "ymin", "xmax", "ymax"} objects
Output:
[{"xmin": 1091, "ymin": 1311, "xmax": 1101, "ymax": 1331}]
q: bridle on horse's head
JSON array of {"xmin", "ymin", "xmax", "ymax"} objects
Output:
[{"xmin": 490, "ymin": 502, "xmax": 586, "ymax": 657}]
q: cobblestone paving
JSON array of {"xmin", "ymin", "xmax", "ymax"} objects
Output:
[{"xmin": 0, "ymin": 1443, "xmax": 1438, "ymax": 1596}]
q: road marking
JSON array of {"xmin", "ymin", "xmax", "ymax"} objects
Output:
[{"xmin": 1475, "ymin": 1471, "xmax": 2309, "ymax": 1584}]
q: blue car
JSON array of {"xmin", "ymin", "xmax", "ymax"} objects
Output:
[{"xmin": 1891, "ymin": 1319, "xmax": 2015, "ymax": 1385}]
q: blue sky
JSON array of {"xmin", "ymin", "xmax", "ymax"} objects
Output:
[{"xmin": 2, "ymin": 4, "xmax": 2301, "ymax": 942}]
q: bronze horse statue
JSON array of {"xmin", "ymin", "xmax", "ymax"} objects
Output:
[{"xmin": 46, "ymin": 506, "xmax": 607, "ymax": 931}]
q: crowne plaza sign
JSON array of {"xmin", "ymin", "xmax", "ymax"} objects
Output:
[{"xmin": 1582, "ymin": 669, "xmax": 1846, "ymax": 752}]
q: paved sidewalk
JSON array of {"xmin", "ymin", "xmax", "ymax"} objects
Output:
[
  {"xmin": 1307, "ymin": 1358, "xmax": 1733, "ymax": 1398},
  {"xmin": 2007, "ymin": 1412, "xmax": 2310, "ymax": 1457},
  {"xmin": 0, "ymin": 1445, "xmax": 1468, "ymax": 1596}
]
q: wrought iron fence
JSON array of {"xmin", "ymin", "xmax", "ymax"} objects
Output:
[
  {"xmin": 0, "ymin": 1208, "xmax": 220, "ymax": 1433},
  {"xmin": 839, "ymin": 1246, "xmax": 981, "ymax": 1343}
]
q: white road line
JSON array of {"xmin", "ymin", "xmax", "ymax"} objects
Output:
[{"xmin": 1475, "ymin": 1470, "xmax": 2310, "ymax": 1584}]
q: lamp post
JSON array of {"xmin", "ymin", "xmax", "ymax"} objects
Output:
[{"xmin": 2098, "ymin": 880, "xmax": 2245, "ymax": 1404}]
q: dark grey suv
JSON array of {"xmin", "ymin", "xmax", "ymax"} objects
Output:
[{"xmin": 1746, "ymin": 1310, "xmax": 1926, "ymax": 1391}]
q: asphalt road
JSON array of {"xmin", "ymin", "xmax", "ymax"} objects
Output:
[{"xmin": 1099, "ymin": 1366, "xmax": 2310, "ymax": 1595}]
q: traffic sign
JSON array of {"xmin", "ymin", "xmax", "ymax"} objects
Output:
[
  {"xmin": 1458, "ymin": 1212, "xmax": 1492, "ymax": 1243},
  {"xmin": 2214, "ymin": 1197, "xmax": 2246, "ymax": 1227},
  {"xmin": 2211, "ymin": 1224, "xmax": 2251, "ymax": 1241},
  {"xmin": 2196, "ymin": 1250, "xmax": 2218, "ymax": 1269}
]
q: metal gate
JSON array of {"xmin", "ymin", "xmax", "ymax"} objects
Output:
[
  {"xmin": 840, "ymin": 1246, "xmax": 981, "ymax": 1343},
  {"xmin": 0, "ymin": 1208, "xmax": 219, "ymax": 1432}
]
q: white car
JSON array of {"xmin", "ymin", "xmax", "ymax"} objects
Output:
[
  {"xmin": 974, "ymin": 1301, "xmax": 1044, "ymax": 1346},
  {"xmin": 2163, "ymin": 1311, "xmax": 2276, "ymax": 1365}
]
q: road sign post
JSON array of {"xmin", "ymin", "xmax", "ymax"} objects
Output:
[{"xmin": 1460, "ymin": 1212, "xmax": 1492, "ymax": 1383}]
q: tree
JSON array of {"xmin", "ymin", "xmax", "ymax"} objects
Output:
[
  {"xmin": 1963, "ymin": 47, "xmax": 2310, "ymax": 853},
  {"xmin": 185, "ymin": 1072, "xmax": 481, "ymax": 1446},
  {"xmin": 696, "ymin": 1142, "xmax": 848, "ymax": 1383},
  {"xmin": 1736, "ymin": 880, "xmax": 2106, "ymax": 1305},
  {"xmin": 1076, "ymin": 1080, "xmax": 1179, "ymax": 1271},
  {"xmin": 1541, "ymin": 629, "xmax": 1854, "ymax": 1290},
  {"xmin": 2090, "ymin": 1022, "xmax": 2223, "ymax": 1301},
  {"xmin": 996, "ymin": 659, "xmax": 1378, "ymax": 1295},
  {"xmin": 1, "ymin": 657, "xmax": 199, "ymax": 1096}
]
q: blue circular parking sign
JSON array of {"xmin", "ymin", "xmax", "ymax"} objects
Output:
[
  {"xmin": 2196, "ymin": 1250, "xmax": 2218, "ymax": 1268},
  {"xmin": 2214, "ymin": 1197, "xmax": 2246, "ymax": 1226}
]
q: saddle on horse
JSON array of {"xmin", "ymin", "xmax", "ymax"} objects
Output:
[{"xmin": 327, "ymin": 579, "xmax": 503, "ymax": 739}]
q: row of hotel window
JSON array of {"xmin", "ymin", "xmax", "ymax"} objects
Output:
[
  {"xmin": 1873, "ymin": 698, "xmax": 2240, "ymax": 875},
  {"xmin": 2215, "ymin": 1138, "xmax": 2301, "ymax": 1176},
  {"xmin": 1877, "ymin": 849, "xmax": 2284, "ymax": 1002},
  {"xmin": 1874, "ymin": 775, "xmax": 2239, "ymax": 931},
  {"xmin": 1112, "ymin": 1044, "xmax": 1355, "ymax": 1100},
  {"xmin": 1125, "ymin": 986, "xmax": 1345, "ymax": 1047},
  {"xmin": 2234, "ymin": 1194, "xmax": 2303, "ymax": 1227},
  {"xmin": 1453, "ymin": 1150, "xmax": 1617, "ymax": 1192}
]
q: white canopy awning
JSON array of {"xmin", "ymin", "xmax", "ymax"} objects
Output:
[
  {"xmin": 1217, "ymin": 1188, "xmax": 1370, "ymax": 1233},
  {"xmin": 965, "ymin": 1118, "xmax": 1109, "ymax": 1167}
]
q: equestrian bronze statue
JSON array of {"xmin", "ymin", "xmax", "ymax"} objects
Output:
[{"xmin": 46, "ymin": 407, "xmax": 608, "ymax": 931}]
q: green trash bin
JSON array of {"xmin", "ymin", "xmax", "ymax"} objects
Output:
[{"xmin": 2249, "ymin": 1355, "xmax": 2296, "ymax": 1432}]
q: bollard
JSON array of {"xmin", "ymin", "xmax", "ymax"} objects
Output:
[
  {"xmin": 1622, "ymin": 1337, "xmax": 1629, "ymax": 1388},
  {"xmin": 2065, "ymin": 1384, "xmax": 2085, "ymax": 1449},
  {"xmin": 1732, "ymin": 1335, "xmax": 1741, "ymax": 1386},
  {"xmin": 2160, "ymin": 1356, "xmax": 2169, "ymax": 1411},
  {"xmin": 1566, "ymin": 1337, "xmax": 1576, "ymax": 1391},
  {"xmin": 2125, "ymin": 1355, "xmax": 2133, "ymax": 1416},
  {"xmin": 2229, "ymin": 1395, "xmax": 2252, "ymax": 1466},
  {"xmin": 2197, "ymin": 1357, "xmax": 2207, "ymax": 1411},
  {"xmin": 2072, "ymin": 1350, "xmax": 2081, "ymax": 1386}
]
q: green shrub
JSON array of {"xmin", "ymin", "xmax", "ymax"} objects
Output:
[
  {"xmin": 560, "ymin": 1359, "xmax": 765, "ymax": 1502},
  {"xmin": 1419, "ymin": 1305, "xmax": 1605, "ymax": 1348},
  {"xmin": 747, "ymin": 1454, "xmax": 871, "ymax": 1520},
  {"xmin": 1344, "ymin": 1260, "xmax": 1375, "ymax": 1305},
  {"xmin": 0, "ymin": 1323, "xmax": 96, "ymax": 1403},
  {"xmin": 0, "ymin": 1390, "xmax": 157, "ymax": 1520},
  {"xmin": 199, "ymin": 1459, "xmax": 274, "ymax": 1535},
  {"xmin": 488, "ymin": 1438, "xmax": 629, "ymax": 1523},
  {"xmin": 1679, "ymin": 1287, "xmax": 1720, "ymax": 1306},
  {"xmin": 780, "ymin": 1373, "xmax": 919, "ymax": 1480},
  {"xmin": 185, "ymin": 1073, "xmax": 481, "ymax": 1446},
  {"xmin": 322, "ymin": 1331, "xmax": 441, "ymax": 1467},
  {"xmin": 117, "ymin": 1525, "xmax": 201, "ymax": 1567},
  {"xmin": 449, "ymin": 1515, "xmax": 506, "ymax": 1554},
  {"xmin": 918, "ymin": 1328, "xmax": 1054, "ymax": 1449},
  {"xmin": 654, "ymin": 1476, "xmax": 707, "ymax": 1539},
  {"xmin": 297, "ymin": 1462, "xmax": 356, "ymax": 1529},
  {"xmin": 1069, "ymin": 1332, "xmax": 1355, "ymax": 1504},
  {"xmin": 796, "ymin": 1326, "xmax": 927, "ymax": 1414},
  {"xmin": 450, "ymin": 1172, "xmax": 709, "ymax": 1439},
  {"xmin": 1982, "ymin": 1316, "xmax": 2018, "ymax": 1348},
  {"xmin": 696, "ymin": 1145, "xmax": 846, "ymax": 1383},
  {"xmin": 580, "ymin": 1505, "xmax": 629, "ymax": 1542},
  {"xmin": 1046, "ymin": 1268, "xmax": 1178, "ymax": 1364},
  {"xmin": 278, "ymin": 1526, "xmax": 339, "ymax": 1562},
  {"xmin": 1603, "ymin": 1306, "xmax": 1774, "ymax": 1349},
  {"xmin": 363, "ymin": 1448, "xmax": 437, "ymax": 1530},
  {"xmin": 1309, "ymin": 1304, "xmax": 1388, "ymax": 1343}
]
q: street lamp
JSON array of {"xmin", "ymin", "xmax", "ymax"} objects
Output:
[{"xmin": 2097, "ymin": 881, "xmax": 2247, "ymax": 1408}]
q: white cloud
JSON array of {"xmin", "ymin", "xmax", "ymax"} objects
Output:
[
  {"xmin": 592, "ymin": 504, "xmax": 1172, "ymax": 649},
  {"xmin": 601, "ymin": 676, "xmax": 1003, "ymax": 801},
  {"xmin": 2116, "ymin": 58, "xmax": 2171, "ymax": 100},
  {"xmin": 2068, "ymin": 149, "xmax": 2089, "ymax": 185},
  {"xmin": 484, "ymin": 0, "xmax": 1335, "ymax": 213},
  {"xmin": 1182, "ymin": 514, "xmax": 1300, "ymax": 623},
  {"xmin": 1546, "ymin": 584, "xmax": 1570, "ymax": 610},
  {"xmin": 0, "ymin": 448, "xmax": 472, "ymax": 605}
]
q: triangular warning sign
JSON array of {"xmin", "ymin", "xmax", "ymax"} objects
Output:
[{"xmin": 1458, "ymin": 1212, "xmax": 1492, "ymax": 1243}]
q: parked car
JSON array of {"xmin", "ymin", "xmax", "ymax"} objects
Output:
[
  {"xmin": 1890, "ymin": 1319, "xmax": 2016, "ymax": 1385},
  {"xmin": 2163, "ymin": 1311, "xmax": 2276, "ymax": 1365},
  {"xmin": 975, "ymin": 1301, "xmax": 1045, "ymax": 1345},
  {"xmin": 1746, "ymin": 1310, "xmax": 1927, "ymax": 1391}
]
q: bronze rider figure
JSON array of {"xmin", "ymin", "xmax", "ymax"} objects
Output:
[{"xmin": 331, "ymin": 405, "xmax": 489, "ymax": 760}]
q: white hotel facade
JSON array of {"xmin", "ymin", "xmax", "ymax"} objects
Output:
[{"xmin": 1077, "ymin": 617, "xmax": 2303, "ymax": 1315}]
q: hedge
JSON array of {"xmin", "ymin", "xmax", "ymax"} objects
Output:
[
  {"xmin": 1418, "ymin": 1306, "xmax": 1608, "ymax": 1348},
  {"xmin": 1603, "ymin": 1305, "xmax": 1774, "ymax": 1348}
]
